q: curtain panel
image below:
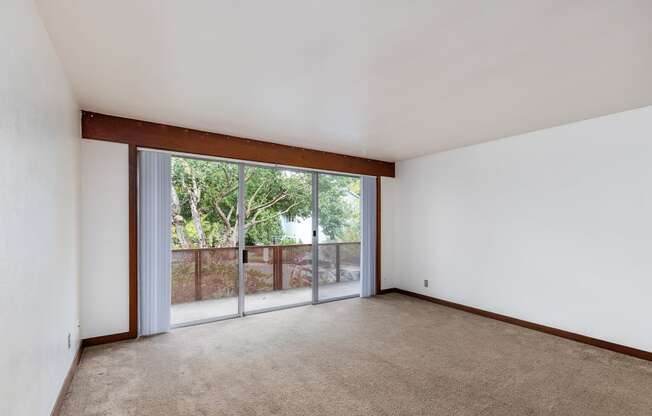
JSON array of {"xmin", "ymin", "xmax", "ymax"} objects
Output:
[
  {"xmin": 138, "ymin": 150, "xmax": 172, "ymax": 336},
  {"xmin": 360, "ymin": 176, "xmax": 377, "ymax": 297}
]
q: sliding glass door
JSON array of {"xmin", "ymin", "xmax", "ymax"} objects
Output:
[
  {"xmin": 317, "ymin": 173, "xmax": 361, "ymax": 301},
  {"xmin": 167, "ymin": 155, "xmax": 365, "ymax": 327},
  {"xmin": 170, "ymin": 156, "xmax": 240, "ymax": 326},
  {"xmin": 243, "ymin": 165, "xmax": 313, "ymax": 313}
]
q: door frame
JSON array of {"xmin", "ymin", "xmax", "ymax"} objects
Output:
[
  {"xmin": 237, "ymin": 164, "xmax": 246, "ymax": 317},
  {"xmin": 238, "ymin": 163, "xmax": 362, "ymax": 315},
  {"xmin": 83, "ymin": 145, "xmax": 381, "ymax": 345}
]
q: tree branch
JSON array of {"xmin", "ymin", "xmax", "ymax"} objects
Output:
[
  {"xmin": 246, "ymin": 201, "xmax": 299, "ymax": 230},
  {"xmin": 248, "ymin": 192, "xmax": 288, "ymax": 216}
]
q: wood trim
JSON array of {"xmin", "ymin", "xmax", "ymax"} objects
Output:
[
  {"xmin": 82, "ymin": 111, "xmax": 395, "ymax": 177},
  {"xmin": 273, "ymin": 245, "xmax": 283, "ymax": 290},
  {"xmin": 50, "ymin": 346, "xmax": 82, "ymax": 416},
  {"xmin": 382, "ymin": 288, "xmax": 652, "ymax": 362},
  {"xmin": 95, "ymin": 141, "xmax": 387, "ymax": 347},
  {"xmin": 375, "ymin": 176, "xmax": 382, "ymax": 295},
  {"xmin": 77, "ymin": 146, "xmax": 138, "ymax": 350},
  {"xmin": 128, "ymin": 144, "xmax": 139, "ymax": 338},
  {"xmin": 81, "ymin": 331, "xmax": 133, "ymax": 348}
]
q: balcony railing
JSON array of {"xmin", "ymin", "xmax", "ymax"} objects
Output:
[{"xmin": 171, "ymin": 242, "xmax": 360, "ymax": 305}]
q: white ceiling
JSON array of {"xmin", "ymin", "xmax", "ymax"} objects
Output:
[{"xmin": 37, "ymin": 0, "xmax": 652, "ymax": 162}]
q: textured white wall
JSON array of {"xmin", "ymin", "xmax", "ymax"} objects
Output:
[
  {"xmin": 394, "ymin": 106, "xmax": 652, "ymax": 352},
  {"xmin": 0, "ymin": 1, "xmax": 81, "ymax": 414},
  {"xmin": 80, "ymin": 140, "xmax": 130, "ymax": 338}
]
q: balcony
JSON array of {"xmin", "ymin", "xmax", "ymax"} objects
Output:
[{"xmin": 171, "ymin": 242, "xmax": 360, "ymax": 326}]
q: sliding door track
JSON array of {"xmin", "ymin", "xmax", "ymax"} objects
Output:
[{"xmin": 170, "ymin": 296, "xmax": 360, "ymax": 330}]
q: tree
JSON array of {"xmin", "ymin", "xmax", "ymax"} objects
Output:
[
  {"xmin": 243, "ymin": 168, "xmax": 311, "ymax": 245},
  {"xmin": 171, "ymin": 184, "xmax": 190, "ymax": 248},
  {"xmin": 171, "ymin": 157, "xmax": 359, "ymax": 249},
  {"xmin": 175, "ymin": 159, "xmax": 208, "ymax": 247},
  {"xmin": 318, "ymin": 174, "xmax": 360, "ymax": 241}
]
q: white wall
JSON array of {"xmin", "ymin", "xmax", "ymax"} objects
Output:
[
  {"xmin": 394, "ymin": 106, "xmax": 652, "ymax": 352},
  {"xmin": 380, "ymin": 177, "xmax": 396, "ymax": 289},
  {"xmin": 0, "ymin": 1, "xmax": 81, "ymax": 415},
  {"xmin": 80, "ymin": 140, "xmax": 130, "ymax": 338}
]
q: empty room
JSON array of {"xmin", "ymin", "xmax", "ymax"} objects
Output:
[{"xmin": 2, "ymin": 1, "xmax": 652, "ymax": 415}]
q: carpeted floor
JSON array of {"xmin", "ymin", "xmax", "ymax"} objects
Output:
[{"xmin": 61, "ymin": 293, "xmax": 652, "ymax": 415}]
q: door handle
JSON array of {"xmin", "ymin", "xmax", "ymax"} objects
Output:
[{"xmin": 242, "ymin": 249, "xmax": 248, "ymax": 264}]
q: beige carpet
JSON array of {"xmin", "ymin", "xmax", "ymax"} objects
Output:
[{"xmin": 62, "ymin": 293, "xmax": 652, "ymax": 415}]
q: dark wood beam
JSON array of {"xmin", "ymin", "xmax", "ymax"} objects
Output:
[
  {"xmin": 82, "ymin": 111, "xmax": 395, "ymax": 177},
  {"xmin": 128, "ymin": 144, "xmax": 138, "ymax": 339},
  {"xmin": 375, "ymin": 176, "xmax": 382, "ymax": 294}
]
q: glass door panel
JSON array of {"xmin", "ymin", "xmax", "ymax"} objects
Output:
[
  {"xmin": 170, "ymin": 157, "xmax": 365, "ymax": 324},
  {"xmin": 170, "ymin": 157, "xmax": 240, "ymax": 326},
  {"xmin": 243, "ymin": 166, "xmax": 313, "ymax": 313},
  {"xmin": 317, "ymin": 173, "xmax": 361, "ymax": 301}
]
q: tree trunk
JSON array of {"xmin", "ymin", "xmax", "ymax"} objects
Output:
[
  {"xmin": 226, "ymin": 226, "xmax": 238, "ymax": 247},
  {"xmin": 171, "ymin": 185, "xmax": 190, "ymax": 249},
  {"xmin": 188, "ymin": 182, "xmax": 207, "ymax": 248},
  {"xmin": 182, "ymin": 161, "xmax": 207, "ymax": 248}
]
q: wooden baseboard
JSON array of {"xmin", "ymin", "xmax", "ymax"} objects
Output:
[
  {"xmin": 81, "ymin": 331, "xmax": 134, "ymax": 348},
  {"xmin": 51, "ymin": 331, "xmax": 135, "ymax": 414},
  {"xmin": 382, "ymin": 288, "xmax": 652, "ymax": 362},
  {"xmin": 50, "ymin": 345, "xmax": 82, "ymax": 416}
]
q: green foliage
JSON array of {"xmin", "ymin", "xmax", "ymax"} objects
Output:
[
  {"xmin": 171, "ymin": 157, "xmax": 360, "ymax": 249},
  {"xmin": 244, "ymin": 167, "xmax": 311, "ymax": 245},
  {"xmin": 318, "ymin": 174, "xmax": 360, "ymax": 242}
]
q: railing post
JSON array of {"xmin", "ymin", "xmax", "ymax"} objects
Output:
[
  {"xmin": 195, "ymin": 249, "xmax": 202, "ymax": 301},
  {"xmin": 335, "ymin": 243, "xmax": 341, "ymax": 283},
  {"xmin": 273, "ymin": 246, "xmax": 283, "ymax": 290}
]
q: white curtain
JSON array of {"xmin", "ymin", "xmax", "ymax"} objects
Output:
[
  {"xmin": 138, "ymin": 150, "xmax": 171, "ymax": 336},
  {"xmin": 360, "ymin": 176, "xmax": 377, "ymax": 297}
]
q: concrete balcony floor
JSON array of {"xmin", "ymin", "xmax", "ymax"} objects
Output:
[{"xmin": 171, "ymin": 280, "xmax": 360, "ymax": 326}]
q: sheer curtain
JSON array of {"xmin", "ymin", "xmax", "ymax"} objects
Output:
[
  {"xmin": 360, "ymin": 176, "xmax": 377, "ymax": 297},
  {"xmin": 138, "ymin": 150, "xmax": 171, "ymax": 336}
]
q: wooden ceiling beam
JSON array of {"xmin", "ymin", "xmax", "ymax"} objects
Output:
[{"xmin": 81, "ymin": 111, "xmax": 395, "ymax": 177}]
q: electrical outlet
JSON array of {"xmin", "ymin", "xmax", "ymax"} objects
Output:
[
  {"xmin": 68, "ymin": 333, "xmax": 71, "ymax": 349},
  {"xmin": 424, "ymin": 279, "xmax": 428, "ymax": 288}
]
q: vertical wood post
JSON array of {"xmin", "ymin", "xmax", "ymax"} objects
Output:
[
  {"xmin": 195, "ymin": 249, "xmax": 202, "ymax": 301},
  {"xmin": 273, "ymin": 246, "xmax": 283, "ymax": 290},
  {"xmin": 375, "ymin": 176, "xmax": 382, "ymax": 295},
  {"xmin": 335, "ymin": 243, "xmax": 341, "ymax": 282},
  {"xmin": 128, "ymin": 144, "xmax": 138, "ymax": 338}
]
